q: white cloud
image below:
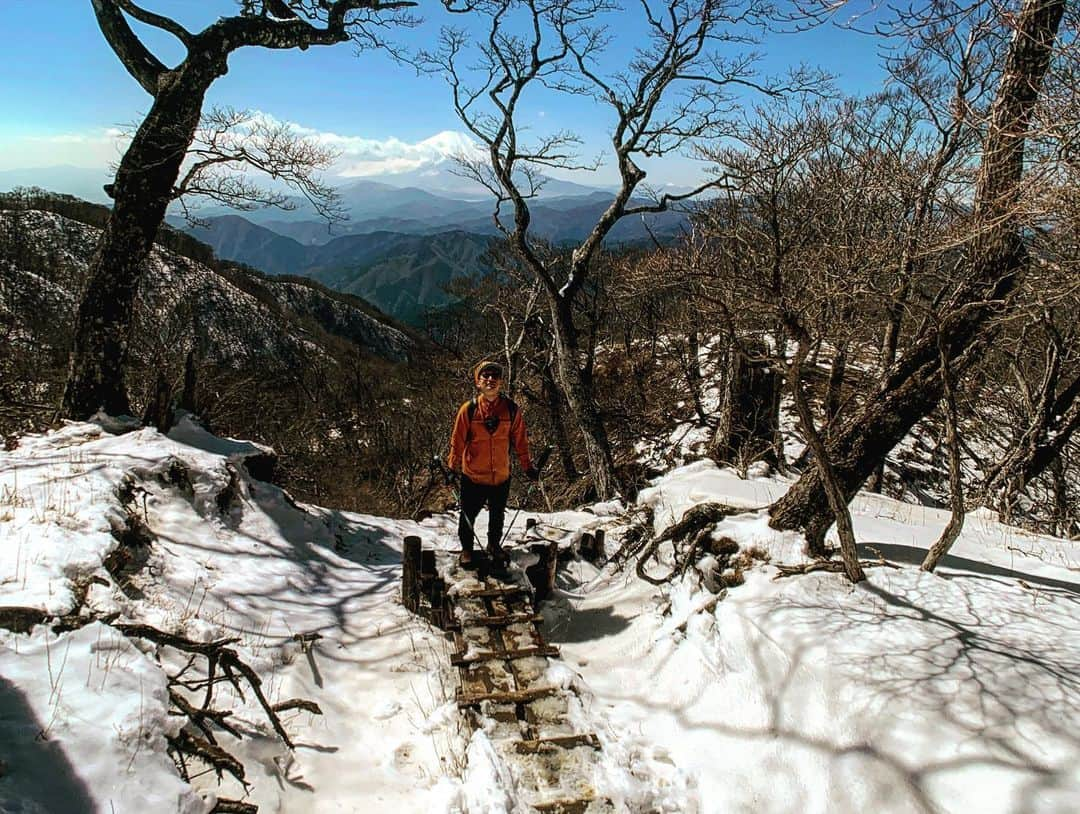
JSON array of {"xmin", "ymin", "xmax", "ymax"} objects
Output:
[
  {"xmin": 322, "ymin": 129, "xmax": 487, "ymax": 177},
  {"xmin": 1, "ymin": 114, "xmax": 487, "ymax": 180},
  {"xmin": 0, "ymin": 128, "xmax": 130, "ymax": 170},
  {"xmin": 236, "ymin": 113, "xmax": 486, "ymax": 177}
]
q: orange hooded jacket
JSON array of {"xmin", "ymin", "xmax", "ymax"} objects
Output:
[{"xmin": 447, "ymin": 395, "xmax": 532, "ymax": 486}]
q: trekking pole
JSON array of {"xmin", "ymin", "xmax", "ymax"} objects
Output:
[
  {"xmin": 498, "ymin": 445, "xmax": 553, "ymax": 549},
  {"xmin": 431, "ymin": 455, "xmax": 481, "ymax": 544}
]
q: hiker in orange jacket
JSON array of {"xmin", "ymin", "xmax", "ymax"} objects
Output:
[{"xmin": 447, "ymin": 360, "xmax": 537, "ymax": 567}]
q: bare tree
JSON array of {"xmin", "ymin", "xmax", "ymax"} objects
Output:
[
  {"xmin": 62, "ymin": 0, "xmax": 420, "ymax": 419},
  {"xmin": 769, "ymin": 0, "xmax": 1070, "ymax": 548},
  {"xmin": 425, "ymin": 0, "xmax": 813, "ymax": 499},
  {"xmin": 921, "ymin": 337, "xmax": 966, "ymax": 572},
  {"xmin": 170, "ymin": 106, "xmax": 345, "ymax": 226}
]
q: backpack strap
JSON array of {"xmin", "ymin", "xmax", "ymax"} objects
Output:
[
  {"xmin": 465, "ymin": 397, "xmax": 477, "ymax": 444},
  {"xmin": 465, "ymin": 396, "xmax": 518, "ymax": 443}
]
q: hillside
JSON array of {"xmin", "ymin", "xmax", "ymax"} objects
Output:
[
  {"xmin": 184, "ymin": 216, "xmax": 492, "ymax": 325},
  {"xmin": 0, "ymin": 207, "xmax": 416, "ymax": 367}
]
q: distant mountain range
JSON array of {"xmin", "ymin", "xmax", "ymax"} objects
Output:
[
  {"xmin": 181, "ymin": 216, "xmax": 493, "ymax": 325},
  {"xmin": 179, "ymin": 176, "xmax": 690, "ymax": 242},
  {"xmin": 173, "ymin": 179, "xmax": 690, "ymax": 324},
  {"xmin": 4, "ymin": 166, "xmax": 692, "ymax": 325}
]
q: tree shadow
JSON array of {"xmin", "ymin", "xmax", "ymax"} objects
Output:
[
  {"xmin": 0, "ymin": 677, "xmax": 98, "ymax": 813},
  {"xmin": 858, "ymin": 541, "xmax": 1080, "ymax": 597},
  {"xmin": 564, "ymin": 561, "xmax": 1080, "ymax": 812},
  {"xmin": 545, "ymin": 605, "xmax": 634, "ymax": 644}
]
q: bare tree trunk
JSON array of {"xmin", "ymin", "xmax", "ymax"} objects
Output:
[
  {"xmin": 922, "ymin": 345, "xmax": 965, "ymax": 572},
  {"xmin": 550, "ymin": 299, "xmax": 619, "ymax": 500},
  {"xmin": 180, "ymin": 348, "xmax": 198, "ymax": 413},
  {"xmin": 710, "ymin": 338, "xmax": 780, "ymax": 469},
  {"xmin": 1049, "ymin": 457, "xmax": 1073, "ymax": 538},
  {"xmin": 824, "ymin": 340, "xmax": 848, "ymax": 429},
  {"xmin": 540, "ymin": 357, "xmax": 579, "ymax": 480},
  {"xmin": 788, "ymin": 336, "xmax": 864, "ymax": 579},
  {"xmin": 769, "ymin": 0, "xmax": 1065, "ymax": 544},
  {"xmin": 684, "ymin": 330, "xmax": 707, "ymax": 425},
  {"xmin": 63, "ymin": 80, "xmax": 209, "ymax": 417},
  {"xmin": 981, "ymin": 371, "xmax": 1080, "ymax": 507}
]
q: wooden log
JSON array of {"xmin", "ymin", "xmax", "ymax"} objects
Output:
[
  {"xmin": 450, "ymin": 644, "xmax": 560, "ymax": 666},
  {"xmin": 453, "ymin": 585, "xmax": 527, "ymax": 599},
  {"xmin": 402, "ymin": 535, "xmax": 422, "ymax": 613},
  {"xmin": 513, "ymin": 733, "xmax": 601, "ymax": 753},
  {"xmin": 455, "ymin": 685, "xmax": 560, "ymax": 707},
  {"xmin": 531, "ymin": 795, "xmax": 610, "ymax": 813},
  {"xmin": 0, "ymin": 606, "xmax": 49, "ymax": 634},
  {"xmin": 458, "ymin": 612, "xmax": 543, "ymax": 627},
  {"xmin": 210, "ymin": 799, "xmax": 258, "ymax": 814}
]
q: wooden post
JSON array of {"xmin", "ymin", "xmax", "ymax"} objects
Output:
[
  {"xmin": 579, "ymin": 532, "xmax": 595, "ymax": 561},
  {"xmin": 525, "ymin": 517, "xmax": 537, "ymax": 537},
  {"xmin": 402, "ymin": 535, "xmax": 422, "ymax": 613},
  {"xmin": 594, "ymin": 529, "xmax": 605, "ymax": 561},
  {"xmin": 420, "ymin": 549, "xmax": 436, "ymax": 578},
  {"xmin": 527, "ymin": 541, "xmax": 560, "ymax": 603},
  {"xmin": 543, "ymin": 541, "xmax": 558, "ymax": 600}
]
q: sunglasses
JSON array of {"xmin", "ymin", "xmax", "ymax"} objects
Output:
[{"xmin": 478, "ymin": 371, "xmax": 502, "ymax": 380}]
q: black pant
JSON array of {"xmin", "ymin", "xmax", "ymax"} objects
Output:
[{"xmin": 459, "ymin": 475, "xmax": 512, "ymax": 553}]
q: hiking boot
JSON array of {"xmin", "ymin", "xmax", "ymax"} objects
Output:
[
  {"xmin": 459, "ymin": 550, "xmax": 476, "ymax": 569},
  {"xmin": 486, "ymin": 545, "xmax": 509, "ymax": 573}
]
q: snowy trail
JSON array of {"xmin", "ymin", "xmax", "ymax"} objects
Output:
[{"xmin": 3, "ymin": 423, "xmax": 1080, "ymax": 813}]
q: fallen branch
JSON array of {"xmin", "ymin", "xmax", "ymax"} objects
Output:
[
  {"xmin": 169, "ymin": 729, "xmax": 245, "ymax": 784},
  {"xmin": 114, "ymin": 622, "xmax": 307, "ymax": 747},
  {"xmin": 210, "ymin": 799, "xmax": 258, "ymax": 814},
  {"xmin": 773, "ymin": 556, "xmax": 900, "ymax": 580}
]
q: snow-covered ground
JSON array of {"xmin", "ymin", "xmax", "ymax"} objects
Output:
[
  {"xmin": 2, "ymin": 419, "xmax": 1079, "ymax": 812},
  {"xmin": 1, "ymin": 417, "xmax": 464, "ymax": 813},
  {"xmin": 551, "ymin": 462, "xmax": 1080, "ymax": 814}
]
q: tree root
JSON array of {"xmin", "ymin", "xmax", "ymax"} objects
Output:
[{"xmin": 635, "ymin": 503, "xmax": 739, "ymax": 585}]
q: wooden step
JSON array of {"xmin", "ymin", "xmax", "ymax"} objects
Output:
[
  {"xmin": 451, "ymin": 644, "xmax": 560, "ymax": 666},
  {"xmin": 457, "ymin": 612, "xmax": 544, "ymax": 627},
  {"xmin": 453, "ymin": 585, "xmax": 529, "ymax": 599},
  {"xmin": 513, "ymin": 733, "xmax": 601, "ymax": 754},
  {"xmin": 456, "ymin": 685, "xmax": 560, "ymax": 707},
  {"xmin": 530, "ymin": 795, "xmax": 612, "ymax": 813}
]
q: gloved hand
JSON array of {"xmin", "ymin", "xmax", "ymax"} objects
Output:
[{"xmin": 524, "ymin": 466, "xmax": 540, "ymax": 482}]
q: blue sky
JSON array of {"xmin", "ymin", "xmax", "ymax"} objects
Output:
[{"xmin": 0, "ymin": 1, "xmax": 890, "ymax": 191}]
